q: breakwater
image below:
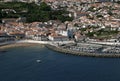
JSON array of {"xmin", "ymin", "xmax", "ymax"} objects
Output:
[{"xmin": 46, "ymin": 44, "xmax": 120, "ymax": 58}]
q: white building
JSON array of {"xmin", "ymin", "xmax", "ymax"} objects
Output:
[
  {"xmin": 48, "ymin": 35, "xmax": 68, "ymax": 41},
  {"xmin": 33, "ymin": 35, "xmax": 48, "ymax": 41},
  {"xmin": 58, "ymin": 30, "xmax": 68, "ymax": 36}
]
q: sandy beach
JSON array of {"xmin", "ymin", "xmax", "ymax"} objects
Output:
[{"xmin": 0, "ymin": 43, "xmax": 41, "ymax": 50}]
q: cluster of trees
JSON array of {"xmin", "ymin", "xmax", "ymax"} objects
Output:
[
  {"xmin": 0, "ymin": 2, "xmax": 73, "ymax": 23},
  {"xmin": 86, "ymin": 29, "xmax": 119, "ymax": 39}
]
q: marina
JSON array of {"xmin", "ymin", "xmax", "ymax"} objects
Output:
[
  {"xmin": 46, "ymin": 42, "xmax": 120, "ymax": 58},
  {"xmin": 58, "ymin": 42, "xmax": 120, "ymax": 54}
]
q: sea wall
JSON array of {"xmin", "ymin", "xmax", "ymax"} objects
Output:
[{"xmin": 46, "ymin": 44, "xmax": 120, "ymax": 58}]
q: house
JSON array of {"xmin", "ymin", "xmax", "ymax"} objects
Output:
[
  {"xmin": 73, "ymin": 11, "xmax": 88, "ymax": 19},
  {"xmin": 8, "ymin": 32, "xmax": 25, "ymax": 39},
  {"xmin": 74, "ymin": 32, "xmax": 85, "ymax": 41},
  {"xmin": 0, "ymin": 32, "xmax": 15, "ymax": 42},
  {"xmin": 0, "ymin": 31, "xmax": 7, "ymax": 36},
  {"xmin": 25, "ymin": 31, "xmax": 36, "ymax": 39},
  {"xmin": 57, "ymin": 30, "xmax": 68, "ymax": 36},
  {"xmin": 33, "ymin": 35, "xmax": 48, "ymax": 41},
  {"xmin": 48, "ymin": 33, "xmax": 68, "ymax": 41}
]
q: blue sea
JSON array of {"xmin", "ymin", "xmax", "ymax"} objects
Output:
[{"xmin": 0, "ymin": 45, "xmax": 120, "ymax": 81}]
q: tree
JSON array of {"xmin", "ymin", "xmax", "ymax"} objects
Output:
[{"xmin": 39, "ymin": 2, "xmax": 51, "ymax": 11}]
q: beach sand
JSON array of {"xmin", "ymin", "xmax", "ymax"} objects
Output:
[{"xmin": 0, "ymin": 43, "xmax": 41, "ymax": 50}]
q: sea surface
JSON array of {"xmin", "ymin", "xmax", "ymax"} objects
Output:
[{"xmin": 0, "ymin": 45, "xmax": 120, "ymax": 81}]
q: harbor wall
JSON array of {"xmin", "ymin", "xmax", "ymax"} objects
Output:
[{"xmin": 46, "ymin": 44, "xmax": 120, "ymax": 58}]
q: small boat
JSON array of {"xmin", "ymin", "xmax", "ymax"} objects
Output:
[{"xmin": 36, "ymin": 60, "xmax": 41, "ymax": 63}]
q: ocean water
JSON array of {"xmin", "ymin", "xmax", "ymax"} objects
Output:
[{"xmin": 0, "ymin": 45, "xmax": 120, "ymax": 81}]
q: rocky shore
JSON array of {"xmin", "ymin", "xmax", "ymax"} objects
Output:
[{"xmin": 46, "ymin": 44, "xmax": 120, "ymax": 58}]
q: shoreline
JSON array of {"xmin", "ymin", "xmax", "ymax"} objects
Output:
[
  {"xmin": 0, "ymin": 43, "xmax": 40, "ymax": 50},
  {"xmin": 0, "ymin": 40, "xmax": 74, "ymax": 50},
  {"xmin": 1, "ymin": 40, "xmax": 120, "ymax": 58}
]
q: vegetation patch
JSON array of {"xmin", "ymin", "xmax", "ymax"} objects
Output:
[{"xmin": 0, "ymin": 2, "xmax": 73, "ymax": 22}]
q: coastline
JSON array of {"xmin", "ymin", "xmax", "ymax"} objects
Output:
[
  {"xmin": 0, "ymin": 43, "xmax": 39, "ymax": 50},
  {"xmin": 1, "ymin": 40, "xmax": 120, "ymax": 58},
  {"xmin": 0, "ymin": 40, "xmax": 74, "ymax": 50}
]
